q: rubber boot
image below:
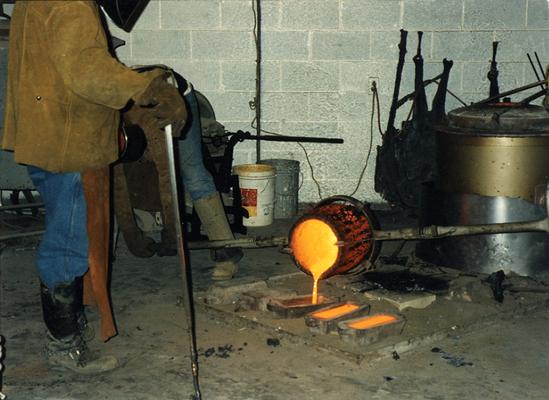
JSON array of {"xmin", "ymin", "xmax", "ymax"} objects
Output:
[
  {"xmin": 40, "ymin": 278, "xmax": 118, "ymax": 374},
  {"xmin": 193, "ymin": 192, "xmax": 243, "ymax": 280},
  {"xmin": 40, "ymin": 281, "xmax": 94, "ymax": 341}
]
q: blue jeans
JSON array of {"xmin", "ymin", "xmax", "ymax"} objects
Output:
[
  {"xmin": 27, "ymin": 166, "xmax": 89, "ymax": 289},
  {"xmin": 177, "ymin": 83, "xmax": 217, "ymax": 201}
]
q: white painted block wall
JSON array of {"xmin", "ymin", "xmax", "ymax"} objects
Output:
[{"xmin": 111, "ymin": 0, "xmax": 549, "ymax": 203}]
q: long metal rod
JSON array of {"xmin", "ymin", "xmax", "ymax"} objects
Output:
[
  {"xmin": 241, "ymin": 134, "xmax": 343, "ymax": 144},
  {"xmin": 432, "ymin": 80, "xmax": 468, "ymax": 107},
  {"xmin": 0, "ymin": 202, "xmax": 43, "ymax": 211},
  {"xmin": 516, "ymin": 88, "xmax": 547, "ymax": 106},
  {"xmin": 188, "ymin": 216, "xmax": 549, "ymax": 250},
  {"xmin": 467, "ymin": 79, "xmax": 546, "ymax": 107},
  {"xmin": 372, "ymin": 217, "xmax": 549, "ymax": 241},
  {"xmin": 0, "ymin": 229, "xmax": 45, "ymax": 241},
  {"xmin": 164, "ymin": 125, "xmax": 202, "ymax": 400},
  {"xmin": 188, "ymin": 235, "xmax": 288, "ymax": 250},
  {"xmin": 527, "ymin": 53, "xmax": 544, "ymax": 90},
  {"xmin": 534, "ymin": 52, "xmax": 547, "ymax": 81},
  {"xmin": 255, "ymin": 0, "xmax": 262, "ymax": 163}
]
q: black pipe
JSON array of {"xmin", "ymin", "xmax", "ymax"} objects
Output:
[
  {"xmin": 467, "ymin": 79, "xmax": 546, "ymax": 107},
  {"xmin": 527, "ymin": 53, "xmax": 545, "ymax": 90},
  {"xmin": 534, "ymin": 52, "xmax": 547, "ymax": 81},
  {"xmin": 255, "ymin": 0, "xmax": 262, "ymax": 162},
  {"xmin": 243, "ymin": 135, "xmax": 344, "ymax": 144}
]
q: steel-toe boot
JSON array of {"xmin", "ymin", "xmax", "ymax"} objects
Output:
[
  {"xmin": 193, "ymin": 193, "xmax": 243, "ymax": 280},
  {"xmin": 40, "ymin": 278, "xmax": 118, "ymax": 374}
]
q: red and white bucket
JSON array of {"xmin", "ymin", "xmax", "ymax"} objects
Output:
[{"xmin": 233, "ymin": 164, "xmax": 276, "ymax": 227}]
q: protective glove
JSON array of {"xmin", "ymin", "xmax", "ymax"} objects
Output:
[
  {"xmin": 123, "ymin": 100, "xmax": 166, "ymax": 136},
  {"xmin": 133, "ymin": 74, "xmax": 188, "ymax": 136}
]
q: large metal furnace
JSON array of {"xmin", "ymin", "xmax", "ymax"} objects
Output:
[{"xmin": 417, "ymin": 103, "xmax": 549, "ymax": 276}]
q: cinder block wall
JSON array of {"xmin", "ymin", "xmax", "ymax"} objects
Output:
[{"xmin": 111, "ymin": 0, "xmax": 549, "ymax": 203}]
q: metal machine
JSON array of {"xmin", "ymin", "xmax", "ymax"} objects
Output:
[{"xmin": 416, "ymin": 102, "xmax": 549, "ymax": 275}]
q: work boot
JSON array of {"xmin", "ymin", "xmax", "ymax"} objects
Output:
[
  {"xmin": 40, "ymin": 279, "xmax": 118, "ymax": 374},
  {"xmin": 40, "ymin": 280, "xmax": 94, "ymax": 340},
  {"xmin": 193, "ymin": 193, "xmax": 243, "ymax": 280}
]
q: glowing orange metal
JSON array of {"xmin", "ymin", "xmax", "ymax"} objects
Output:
[
  {"xmin": 289, "ymin": 202, "xmax": 374, "ymax": 281},
  {"xmin": 346, "ymin": 314, "xmax": 398, "ymax": 330},
  {"xmin": 311, "ymin": 303, "xmax": 360, "ymax": 320}
]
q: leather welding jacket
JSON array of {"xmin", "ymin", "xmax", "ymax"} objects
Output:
[{"xmin": 1, "ymin": 1, "xmax": 160, "ymax": 172}]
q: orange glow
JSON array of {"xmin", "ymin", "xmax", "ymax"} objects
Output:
[
  {"xmin": 312, "ymin": 278, "xmax": 319, "ymax": 305},
  {"xmin": 346, "ymin": 314, "xmax": 398, "ymax": 330},
  {"xmin": 290, "ymin": 218, "xmax": 339, "ymax": 280},
  {"xmin": 311, "ymin": 303, "xmax": 360, "ymax": 320}
]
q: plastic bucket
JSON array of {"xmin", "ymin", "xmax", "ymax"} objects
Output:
[
  {"xmin": 233, "ymin": 164, "xmax": 276, "ymax": 227},
  {"xmin": 261, "ymin": 159, "xmax": 300, "ymax": 219}
]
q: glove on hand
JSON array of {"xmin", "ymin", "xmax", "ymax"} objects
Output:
[
  {"xmin": 123, "ymin": 100, "xmax": 174, "ymax": 137},
  {"xmin": 133, "ymin": 74, "xmax": 188, "ymax": 136}
]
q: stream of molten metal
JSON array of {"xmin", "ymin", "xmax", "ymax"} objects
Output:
[{"xmin": 290, "ymin": 218, "xmax": 339, "ymax": 304}]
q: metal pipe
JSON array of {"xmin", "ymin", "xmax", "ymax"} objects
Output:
[
  {"xmin": 188, "ymin": 236, "xmax": 288, "ymax": 250},
  {"xmin": 534, "ymin": 52, "xmax": 547, "ymax": 81},
  {"xmin": 0, "ymin": 229, "xmax": 44, "ymax": 241},
  {"xmin": 164, "ymin": 125, "xmax": 202, "ymax": 400},
  {"xmin": 467, "ymin": 79, "xmax": 546, "ymax": 107},
  {"xmin": 255, "ymin": 0, "xmax": 262, "ymax": 163},
  {"xmin": 0, "ymin": 202, "xmax": 43, "ymax": 211},
  {"xmin": 372, "ymin": 217, "xmax": 549, "ymax": 241},
  {"xmin": 235, "ymin": 132, "xmax": 343, "ymax": 144},
  {"xmin": 527, "ymin": 53, "xmax": 544, "ymax": 90}
]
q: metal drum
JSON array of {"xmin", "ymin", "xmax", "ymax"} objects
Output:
[
  {"xmin": 417, "ymin": 104, "xmax": 549, "ymax": 275},
  {"xmin": 289, "ymin": 196, "xmax": 381, "ymax": 280}
]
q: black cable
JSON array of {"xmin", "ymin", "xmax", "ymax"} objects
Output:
[{"xmin": 348, "ymin": 81, "xmax": 378, "ymax": 197}]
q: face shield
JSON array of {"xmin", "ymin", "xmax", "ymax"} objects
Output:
[{"xmin": 96, "ymin": 0, "xmax": 150, "ymax": 32}]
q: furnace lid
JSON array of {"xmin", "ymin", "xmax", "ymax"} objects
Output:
[{"xmin": 442, "ymin": 104, "xmax": 549, "ymax": 136}]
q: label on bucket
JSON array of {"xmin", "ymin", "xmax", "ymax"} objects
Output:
[
  {"xmin": 234, "ymin": 163, "xmax": 275, "ymax": 226},
  {"xmin": 241, "ymin": 188, "xmax": 258, "ymax": 217}
]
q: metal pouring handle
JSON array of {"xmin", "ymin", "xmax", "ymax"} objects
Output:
[
  {"xmin": 372, "ymin": 215, "xmax": 549, "ymax": 241},
  {"xmin": 164, "ymin": 124, "xmax": 202, "ymax": 400},
  {"xmin": 374, "ymin": 185, "xmax": 549, "ymax": 241},
  {"xmin": 188, "ymin": 236, "xmax": 289, "ymax": 250}
]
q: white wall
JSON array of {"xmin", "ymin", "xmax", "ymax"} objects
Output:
[{"xmin": 111, "ymin": 0, "xmax": 549, "ymax": 203}]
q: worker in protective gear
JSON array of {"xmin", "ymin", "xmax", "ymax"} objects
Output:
[
  {"xmin": 122, "ymin": 68, "xmax": 243, "ymax": 280},
  {"xmin": 174, "ymin": 73, "xmax": 243, "ymax": 280},
  {"xmin": 1, "ymin": 0, "xmax": 186, "ymax": 373}
]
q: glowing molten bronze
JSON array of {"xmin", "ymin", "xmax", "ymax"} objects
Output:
[
  {"xmin": 289, "ymin": 199, "xmax": 377, "ymax": 281},
  {"xmin": 347, "ymin": 314, "xmax": 397, "ymax": 330},
  {"xmin": 290, "ymin": 218, "xmax": 339, "ymax": 278},
  {"xmin": 311, "ymin": 303, "xmax": 360, "ymax": 320}
]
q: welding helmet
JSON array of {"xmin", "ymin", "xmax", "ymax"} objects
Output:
[{"xmin": 97, "ymin": 0, "xmax": 150, "ymax": 32}]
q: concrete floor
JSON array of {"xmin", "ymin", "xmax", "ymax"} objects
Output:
[{"xmin": 1, "ymin": 207, "xmax": 549, "ymax": 400}]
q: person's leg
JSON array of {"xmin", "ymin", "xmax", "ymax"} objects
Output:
[
  {"xmin": 27, "ymin": 166, "xmax": 88, "ymax": 289},
  {"xmin": 177, "ymin": 83, "xmax": 217, "ymax": 200},
  {"xmin": 27, "ymin": 166, "xmax": 117, "ymax": 373},
  {"xmin": 177, "ymin": 84, "xmax": 242, "ymax": 279}
]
